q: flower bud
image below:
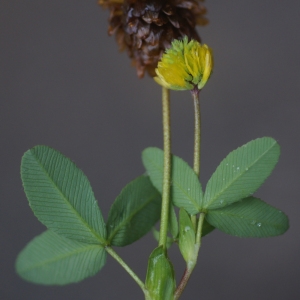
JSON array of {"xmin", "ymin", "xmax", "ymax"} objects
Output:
[
  {"xmin": 154, "ymin": 36, "xmax": 213, "ymax": 91},
  {"xmin": 178, "ymin": 208, "xmax": 196, "ymax": 264}
]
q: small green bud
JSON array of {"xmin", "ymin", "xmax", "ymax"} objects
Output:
[
  {"xmin": 178, "ymin": 208, "xmax": 196, "ymax": 264},
  {"xmin": 145, "ymin": 246, "xmax": 175, "ymax": 300}
]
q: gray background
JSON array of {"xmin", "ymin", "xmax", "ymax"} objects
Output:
[{"xmin": 1, "ymin": 1, "xmax": 300, "ymax": 299}]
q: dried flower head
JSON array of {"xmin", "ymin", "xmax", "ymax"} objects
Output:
[
  {"xmin": 99, "ymin": 0, "xmax": 208, "ymax": 78},
  {"xmin": 154, "ymin": 36, "xmax": 213, "ymax": 91}
]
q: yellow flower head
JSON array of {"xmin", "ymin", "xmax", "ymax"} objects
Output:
[{"xmin": 154, "ymin": 37, "xmax": 213, "ymax": 91}]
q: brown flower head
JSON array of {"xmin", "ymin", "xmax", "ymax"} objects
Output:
[{"xmin": 99, "ymin": 0, "xmax": 208, "ymax": 78}]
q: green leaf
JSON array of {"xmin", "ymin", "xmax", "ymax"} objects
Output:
[
  {"xmin": 206, "ymin": 197, "xmax": 289, "ymax": 237},
  {"xmin": 107, "ymin": 175, "xmax": 161, "ymax": 246},
  {"xmin": 145, "ymin": 246, "xmax": 175, "ymax": 300},
  {"xmin": 168, "ymin": 204, "xmax": 178, "ymax": 239},
  {"xmin": 201, "ymin": 219, "xmax": 215, "ymax": 237},
  {"xmin": 16, "ymin": 230, "xmax": 106, "ymax": 285},
  {"xmin": 179, "ymin": 209, "xmax": 196, "ymax": 263},
  {"xmin": 203, "ymin": 137, "xmax": 280, "ymax": 209},
  {"xmin": 21, "ymin": 145, "xmax": 106, "ymax": 244},
  {"xmin": 142, "ymin": 147, "xmax": 203, "ymax": 214}
]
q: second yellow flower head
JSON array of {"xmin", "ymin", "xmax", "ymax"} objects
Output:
[{"xmin": 154, "ymin": 36, "xmax": 213, "ymax": 91}]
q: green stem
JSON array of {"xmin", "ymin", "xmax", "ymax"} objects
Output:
[
  {"xmin": 105, "ymin": 247, "xmax": 148, "ymax": 296},
  {"xmin": 195, "ymin": 212, "xmax": 205, "ymax": 249},
  {"xmin": 175, "ymin": 89, "xmax": 202, "ymax": 299},
  {"xmin": 174, "ymin": 213, "xmax": 205, "ymax": 300},
  {"xmin": 159, "ymin": 86, "xmax": 172, "ymax": 249},
  {"xmin": 192, "ymin": 90, "xmax": 201, "ymax": 177},
  {"xmin": 192, "ymin": 89, "xmax": 203, "ymax": 259},
  {"xmin": 191, "ymin": 90, "xmax": 201, "ymax": 229}
]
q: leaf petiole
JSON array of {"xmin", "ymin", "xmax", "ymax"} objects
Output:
[{"xmin": 105, "ymin": 247, "xmax": 148, "ymax": 296}]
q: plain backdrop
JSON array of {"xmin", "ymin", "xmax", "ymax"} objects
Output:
[{"xmin": 1, "ymin": 1, "xmax": 300, "ymax": 299}]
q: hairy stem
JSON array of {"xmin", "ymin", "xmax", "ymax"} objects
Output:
[
  {"xmin": 190, "ymin": 90, "xmax": 201, "ymax": 229},
  {"xmin": 159, "ymin": 87, "xmax": 172, "ymax": 249},
  {"xmin": 175, "ymin": 89, "xmax": 202, "ymax": 299},
  {"xmin": 192, "ymin": 89, "xmax": 201, "ymax": 177}
]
